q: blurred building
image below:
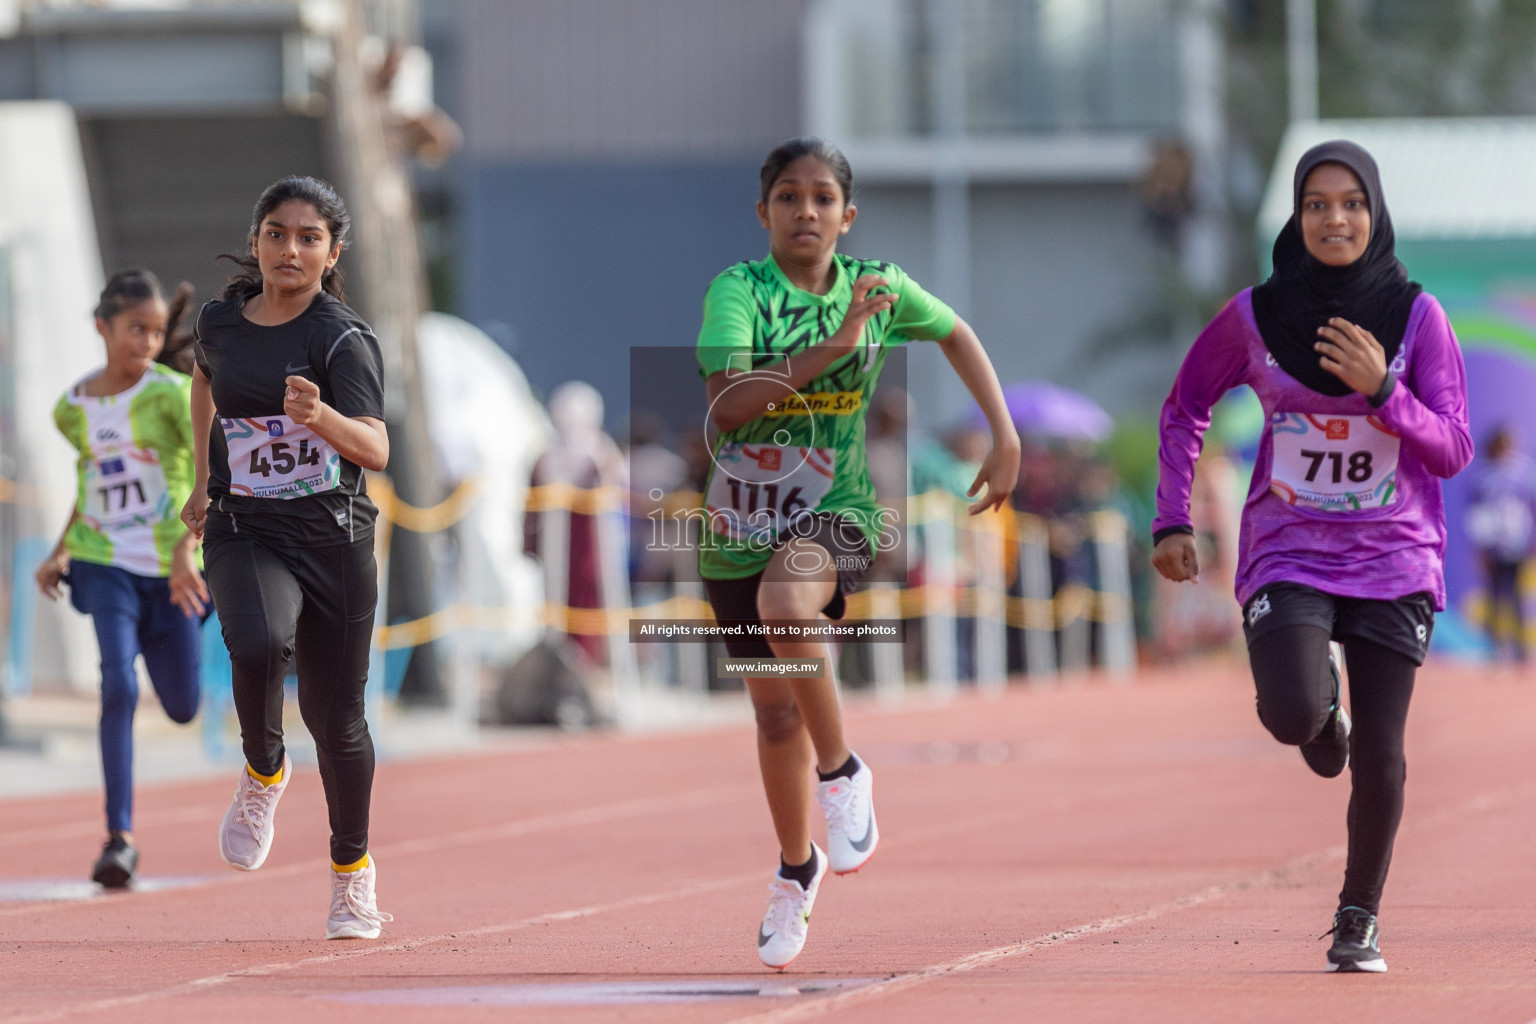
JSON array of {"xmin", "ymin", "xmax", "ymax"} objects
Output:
[
  {"xmin": 434, "ymin": 0, "xmax": 1229, "ymax": 430},
  {"xmin": 0, "ymin": 0, "xmax": 450, "ymax": 699},
  {"xmin": 0, "ymin": 2, "xmax": 331, "ymax": 302}
]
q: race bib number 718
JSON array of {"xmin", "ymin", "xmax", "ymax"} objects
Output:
[{"xmin": 1269, "ymin": 412, "xmax": 1400, "ymax": 512}]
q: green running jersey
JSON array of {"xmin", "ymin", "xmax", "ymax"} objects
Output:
[
  {"xmin": 53, "ymin": 366, "xmax": 198, "ymax": 578},
  {"xmin": 695, "ymin": 253, "xmax": 956, "ymax": 579}
]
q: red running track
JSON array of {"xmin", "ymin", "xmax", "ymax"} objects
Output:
[{"xmin": 4, "ymin": 658, "xmax": 1536, "ymax": 1023}]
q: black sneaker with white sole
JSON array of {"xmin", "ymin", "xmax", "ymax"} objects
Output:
[
  {"xmin": 1301, "ymin": 645, "xmax": 1351, "ymax": 779},
  {"xmin": 1323, "ymin": 906, "xmax": 1386, "ymax": 973}
]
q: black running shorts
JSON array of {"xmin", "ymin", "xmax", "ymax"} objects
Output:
[
  {"xmin": 1241, "ymin": 581, "xmax": 1435, "ymax": 666},
  {"xmin": 702, "ymin": 512, "xmax": 872, "ymax": 659}
]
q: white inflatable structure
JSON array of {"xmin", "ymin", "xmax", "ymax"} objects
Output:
[
  {"xmin": 414, "ymin": 311, "xmax": 549, "ymax": 669},
  {"xmin": 0, "ymin": 102, "xmax": 106, "ymax": 695}
]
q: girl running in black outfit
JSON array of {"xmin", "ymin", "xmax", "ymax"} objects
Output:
[{"xmin": 182, "ymin": 176, "xmax": 392, "ymax": 939}]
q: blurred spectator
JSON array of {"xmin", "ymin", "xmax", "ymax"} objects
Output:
[
  {"xmin": 1140, "ymin": 138, "xmax": 1193, "ymax": 249},
  {"xmin": 865, "ymin": 386, "xmax": 912, "ymax": 583},
  {"xmin": 908, "ymin": 423, "xmax": 988, "ymax": 680},
  {"xmin": 624, "ymin": 409, "xmax": 688, "ymax": 586},
  {"xmin": 1467, "ymin": 423, "xmax": 1536, "ymax": 662},
  {"xmin": 523, "ymin": 381, "xmax": 625, "ymax": 663},
  {"xmin": 680, "ymin": 430, "xmax": 715, "ymax": 496}
]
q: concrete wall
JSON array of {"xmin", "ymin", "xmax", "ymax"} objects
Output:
[
  {"xmin": 81, "ymin": 114, "xmax": 327, "ymax": 304},
  {"xmin": 828, "ymin": 180, "xmax": 1173, "ymax": 426},
  {"xmin": 462, "ymin": 161, "xmax": 766, "ymax": 421},
  {"xmin": 447, "ymin": 0, "xmax": 1180, "ymax": 429},
  {"xmin": 458, "ymin": 0, "xmax": 810, "ymax": 161}
]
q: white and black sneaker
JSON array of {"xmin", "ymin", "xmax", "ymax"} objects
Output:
[
  {"xmin": 816, "ymin": 755, "xmax": 878, "ymax": 874},
  {"xmin": 757, "ymin": 842, "xmax": 828, "ymax": 970},
  {"xmin": 1324, "ymin": 905, "xmax": 1386, "ymax": 973},
  {"xmin": 1301, "ymin": 644, "xmax": 1351, "ymax": 779}
]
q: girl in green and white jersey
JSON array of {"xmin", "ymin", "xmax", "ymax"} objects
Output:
[
  {"xmin": 697, "ymin": 138, "xmax": 1020, "ymax": 969},
  {"xmin": 35, "ymin": 268, "xmax": 208, "ymax": 889}
]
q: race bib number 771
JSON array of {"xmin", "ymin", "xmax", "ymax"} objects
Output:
[
  {"xmin": 1269, "ymin": 412, "xmax": 1400, "ymax": 512},
  {"xmin": 221, "ymin": 415, "xmax": 342, "ymax": 499}
]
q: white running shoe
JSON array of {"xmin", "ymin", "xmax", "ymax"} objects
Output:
[
  {"xmin": 757, "ymin": 842, "xmax": 827, "ymax": 970},
  {"xmin": 326, "ymin": 856, "xmax": 393, "ymax": 940},
  {"xmin": 816, "ymin": 755, "xmax": 878, "ymax": 874},
  {"xmin": 218, "ymin": 756, "xmax": 291, "ymax": 871}
]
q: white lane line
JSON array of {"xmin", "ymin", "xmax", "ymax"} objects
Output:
[
  {"xmin": 0, "ymin": 786, "xmax": 742, "ymax": 919},
  {"xmin": 0, "ymin": 806, "xmax": 1025, "ymax": 1023},
  {"xmin": 0, "ymin": 871, "xmax": 761, "ymax": 1024},
  {"xmin": 724, "ymin": 844, "xmax": 1346, "ymax": 1024},
  {"xmin": 0, "ymin": 804, "xmax": 228, "ymax": 848},
  {"xmin": 723, "ymin": 783, "xmax": 1536, "ymax": 1024}
]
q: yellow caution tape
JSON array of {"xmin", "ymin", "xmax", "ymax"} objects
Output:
[
  {"xmin": 524, "ymin": 482, "xmax": 624, "ymax": 515},
  {"xmin": 0, "ymin": 477, "xmax": 53, "ymax": 509},
  {"xmin": 367, "ymin": 483, "xmax": 1133, "ymax": 647},
  {"xmin": 369, "ymin": 474, "xmax": 481, "ymax": 532}
]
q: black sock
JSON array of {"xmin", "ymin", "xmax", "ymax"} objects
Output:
[
  {"xmin": 816, "ymin": 752, "xmax": 860, "ymax": 782},
  {"xmin": 778, "ymin": 847, "xmax": 819, "ymax": 889}
]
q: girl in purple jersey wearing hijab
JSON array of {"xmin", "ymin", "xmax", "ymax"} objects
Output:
[{"xmin": 1151, "ymin": 141, "xmax": 1471, "ymax": 973}]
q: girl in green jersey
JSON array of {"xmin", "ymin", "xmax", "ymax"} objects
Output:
[
  {"xmin": 696, "ymin": 138, "xmax": 1019, "ymax": 968},
  {"xmin": 36, "ymin": 268, "xmax": 208, "ymax": 889}
]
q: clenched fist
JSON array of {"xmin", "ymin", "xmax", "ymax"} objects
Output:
[{"xmin": 284, "ymin": 375, "xmax": 323, "ymax": 426}]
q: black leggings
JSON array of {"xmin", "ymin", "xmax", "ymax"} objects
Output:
[
  {"xmin": 1248, "ymin": 626, "xmax": 1416, "ymax": 915},
  {"xmin": 205, "ymin": 526, "xmax": 378, "ymax": 864}
]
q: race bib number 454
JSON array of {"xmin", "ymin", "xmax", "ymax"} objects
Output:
[
  {"xmin": 221, "ymin": 416, "xmax": 342, "ymax": 499},
  {"xmin": 1269, "ymin": 412, "xmax": 1400, "ymax": 512},
  {"xmin": 705, "ymin": 443, "xmax": 836, "ymax": 542}
]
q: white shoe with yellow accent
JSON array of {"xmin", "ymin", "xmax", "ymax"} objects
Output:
[
  {"xmin": 218, "ymin": 756, "xmax": 291, "ymax": 871},
  {"xmin": 326, "ymin": 857, "xmax": 393, "ymax": 940}
]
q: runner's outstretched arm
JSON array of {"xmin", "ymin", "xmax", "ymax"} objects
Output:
[{"xmin": 936, "ymin": 316, "xmax": 1020, "ymax": 514}]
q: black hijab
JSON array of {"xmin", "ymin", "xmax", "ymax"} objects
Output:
[{"xmin": 1251, "ymin": 140, "xmax": 1421, "ymax": 397}]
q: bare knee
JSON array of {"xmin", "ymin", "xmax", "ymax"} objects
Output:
[
  {"xmin": 754, "ymin": 699, "xmax": 804, "ymax": 745},
  {"xmin": 756, "ymin": 585, "xmax": 817, "ymax": 622}
]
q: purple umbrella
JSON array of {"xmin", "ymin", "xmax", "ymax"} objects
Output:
[{"xmin": 970, "ymin": 381, "xmax": 1115, "ymax": 442}]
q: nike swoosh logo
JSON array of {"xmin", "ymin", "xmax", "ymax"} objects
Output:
[
  {"xmin": 757, "ymin": 925, "xmax": 774, "ymax": 948},
  {"xmin": 285, "ymin": 362, "xmax": 311, "ymax": 374},
  {"xmin": 849, "ymin": 813, "xmax": 875, "ymax": 852}
]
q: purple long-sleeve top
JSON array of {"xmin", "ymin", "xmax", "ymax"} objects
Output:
[{"xmin": 1154, "ymin": 288, "xmax": 1472, "ymax": 610}]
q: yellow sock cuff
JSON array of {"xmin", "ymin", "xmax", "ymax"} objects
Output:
[
  {"xmin": 246, "ymin": 763, "xmax": 283, "ymax": 786},
  {"xmin": 332, "ymin": 853, "xmax": 369, "ymax": 873}
]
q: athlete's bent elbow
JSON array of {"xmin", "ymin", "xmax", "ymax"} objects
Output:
[
  {"xmin": 710, "ymin": 407, "xmax": 749, "ymax": 434},
  {"xmin": 1423, "ymin": 434, "xmax": 1474, "ymax": 479}
]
